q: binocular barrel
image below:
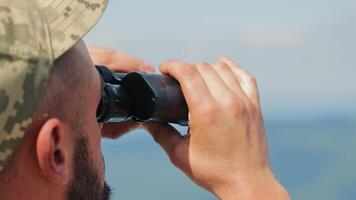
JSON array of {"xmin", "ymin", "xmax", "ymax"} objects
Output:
[{"xmin": 95, "ymin": 65, "xmax": 189, "ymax": 126}]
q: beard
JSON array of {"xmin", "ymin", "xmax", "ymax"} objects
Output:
[{"xmin": 67, "ymin": 135, "xmax": 112, "ymax": 200}]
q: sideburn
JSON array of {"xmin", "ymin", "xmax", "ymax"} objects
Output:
[{"xmin": 67, "ymin": 135, "xmax": 111, "ymax": 200}]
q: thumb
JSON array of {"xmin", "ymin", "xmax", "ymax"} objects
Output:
[
  {"xmin": 101, "ymin": 120, "xmax": 140, "ymax": 139},
  {"xmin": 143, "ymin": 122, "xmax": 184, "ymax": 155},
  {"xmin": 143, "ymin": 122, "xmax": 189, "ymax": 166}
]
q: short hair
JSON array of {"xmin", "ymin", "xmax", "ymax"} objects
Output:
[
  {"xmin": 35, "ymin": 40, "xmax": 93, "ymax": 131},
  {"xmin": 37, "ymin": 49, "xmax": 83, "ymax": 126},
  {"xmin": 0, "ymin": 41, "xmax": 93, "ymax": 182}
]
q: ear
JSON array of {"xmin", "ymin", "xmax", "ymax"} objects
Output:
[{"xmin": 36, "ymin": 118, "xmax": 72, "ymax": 185}]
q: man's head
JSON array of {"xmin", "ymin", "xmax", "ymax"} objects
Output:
[
  {"xmin": 0, "ymin": 0, "xmax": 110, "ymax": 199},
  {"xmin": 47, "ymin": 40, "xmax": 111, "ymax": 200},
  {"xmin": 0, "ymin": 39, "xmax": 110, "ymax": 200}
]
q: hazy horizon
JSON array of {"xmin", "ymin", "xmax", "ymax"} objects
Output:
[
  {"xmin": 86, "ymin": 0, "xmax": 356, "ymax": 118},
  {"xmin": 85, "ymin": 1, "xmax": 356, "ymax": 199}
]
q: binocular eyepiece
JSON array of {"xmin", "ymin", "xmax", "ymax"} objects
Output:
[{"xmin": 95, "ymin": 65, "xmax": 188, "ymax": 126}]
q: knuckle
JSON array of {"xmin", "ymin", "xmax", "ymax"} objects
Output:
[
  {"xmin": 248, "ymin": 76, "xmax": 257, "ymax": 86},
  {"xmin": 224, "ymin": 95, "xmax": 242, "ymax": 110},
  {"xmin": 167, "ymin": 151, "xmax": 179, "ymax": 166},
  {"xmin": 170, "ymin": 156, "xmax": 179, "ymax": 167},
  {"xmin": 216, "ymin": 62, "xmax": 230, "ymax": 71},
  {"xmin": 197, "ymin": 62, "xmax": 211, "ymax": 70},
  {"xmin": 160, "ymin": 60, "xmax": 181, "ymax": 69},
  {"xmin": 248, "ymin": 104, "xmax": 260, "ymax": 117},
  {"xmin": 202, "ymin": 102, "xmax": 219, "ymax": 114},
  {"xmin": 198, "ymin": 102, "xmax": 219, "ymax": 123},
  {"xmin": 235, "ymin": 63, "xmax": 242, "ymax": 68},
  {"xmin": 227, "ymin": 60, "xmax": 239, "ymax": 68},
  {"xmin": 179, "ymin": 64, "xmax": 198, "ymax": 78},
  {"xmin": 168, "ymin": 144, "xmax": 187, "ymax": 168},
  {"xmin": 169, "ymin": 153, "xmax": 183, "ymax": 168},
  {"xmin": 168, "ymin": 143, "xmax": 180, "ymax": 158},
  {"xmin": 237, "ymin": 101, "xmax": 260, "ymax": 119},
  {"xmin": 137, "ymin": 59, "xmax": 145, "ymax": 66},
  {"xmin": 228, "ymin": 99, "xmax": 248, "ymax": 118}
]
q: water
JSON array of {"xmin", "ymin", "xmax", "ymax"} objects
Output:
[
  {"xmin": 268, "ymin": 116, "xmax": 356, "ymax": 200},
  {"xmin": 102, "ymin": 129, "xmax": 215, "ymax": 200},
  {"xmin": 87, "ymin": 1, "xmax": 356, "ymax": 198},
  {"xmin": 102, "ymin": 116, "xmax": 356, "ymax": 200}
]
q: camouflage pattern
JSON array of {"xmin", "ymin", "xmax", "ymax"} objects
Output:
[
  {"xmin": 37, "ymin": 0, "xmax": 108, "ymax": 59},
  {"xmin": 0, "ymin": 0, "xmax": 53, "ymax": 171},
  {"xmin": 0, "ymin": 0, "xmax": 108, "ymax": 171}
]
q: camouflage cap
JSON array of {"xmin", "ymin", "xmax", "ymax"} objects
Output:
[
  {"xmin": 36, "ymin": 0, "xmax": 108, "ymax": 59},
  {"xmin": 0, "ymin": 0, "xmax": 108, "ymax": 171}
]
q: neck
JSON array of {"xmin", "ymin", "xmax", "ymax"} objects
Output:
[
  {"xmin": 0, "ymin": 149, "xmax": 65, "ymax": 200},
  {"xmin": 0, "ymin": 158, "xmax": 43, "ymax": 200}
]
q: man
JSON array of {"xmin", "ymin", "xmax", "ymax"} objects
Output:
[{"xmin": 0, "ymin": 0, "xmax": 290, "ymax": 199}]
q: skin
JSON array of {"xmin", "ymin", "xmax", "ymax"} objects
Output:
[
  {"xmin": 88, "ymin": 46, "xmax": 156, "ymax": 139},
  {"xmin": 0, "ymin": 41, "xmax": 290, "ymax": 199},
  {"xmin": 92, "ymin": 48, "xmax": 290, "ymax": 199},
  {"xmin": 0, "ymin": 40, "xmax": 104, "ymax": 200},
  {"xmin": 143, "ymin": 59, "xmax": 291, "ymax": 199}
]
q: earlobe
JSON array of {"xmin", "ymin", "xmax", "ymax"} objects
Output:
[{"xmin": 36, "ymin": 118, "xmax": 70, "ymax": 185}]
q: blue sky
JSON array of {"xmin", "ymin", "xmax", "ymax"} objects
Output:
[
  {"xmin": 85, "ymin": 0, "xmax": 356, "ymax": 117},
  {"xmin": 85, "ymin": 1, "xmax": 356, "ymax": 199}
]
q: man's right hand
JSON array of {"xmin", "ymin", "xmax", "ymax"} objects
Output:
[{"xmin": 143, "ymin": 57, "xmax": 290, "ymax": 200}]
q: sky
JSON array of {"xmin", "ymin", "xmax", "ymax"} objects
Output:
[
  {"xmin": 86, "ymin": 0, "xmax": 356, "ymax": 118},
  {"xmin": 84, "ymin": 1, "xmax": 356, "ymax": 199}
]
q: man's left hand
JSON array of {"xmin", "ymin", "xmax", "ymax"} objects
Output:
[{"xmin": 89, "ymin": 46, "xmax": 155, "ymax": 138}]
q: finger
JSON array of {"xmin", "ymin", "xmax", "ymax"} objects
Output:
[
  {"xmin": 211, "ymin": 61, "xmax": 247, "ymax": 98},
  {"xmin": 101, "ymin": 120, "xmax": 140, "ymax": 139},
  {"xmin": 88, "ymin": 46, "xmax": 155, "ymax": 73},
  {"xmin": 159, "ymin": 60, "xmax": 214, "ymax": 112},
  {"xmin": 196, "ymin": 62, "xmax": 238, "ymax": 103},
  {"xmin": 219, "ymin": 57, "xmax": 260, "ymax": 106},
  {"xmin": 143, "ymin": 122, "xmax": 188, "ymax": 166}
]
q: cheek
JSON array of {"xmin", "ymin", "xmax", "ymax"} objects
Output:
[
  {"xmin": 85, "ymin": 120, "xmax": 105, "ymax": 176},
  {"xmin": 90, "ymin": 122, "xmax": 102, "ymax": 148}
]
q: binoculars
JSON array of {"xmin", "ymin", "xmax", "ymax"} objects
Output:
[{"xmin": 95, "ymin": 65, "xmax": 188, "ymax": 126}]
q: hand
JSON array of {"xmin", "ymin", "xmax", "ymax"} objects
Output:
[
  {"xmin": 89, "ymin": 46, "xmax": 155, "ymax": 139},
  {"xmin": 89, "ymin": 46, "xmax": 155, "ymax": 73},
  {"xmin": 143, "ymin": 57, "xmax": 290, "ymax": 199}
]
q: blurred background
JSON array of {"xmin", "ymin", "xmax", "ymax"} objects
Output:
[{"xmin": 85, "ymin": 0, "xmax": 356, "ymax": 199}]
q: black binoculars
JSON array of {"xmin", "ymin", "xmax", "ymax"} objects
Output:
[{"xmin": 95, "ymin": 65, "xmax": 188, "ymax": 126}]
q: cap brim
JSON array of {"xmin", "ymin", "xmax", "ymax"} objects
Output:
[{"xmin": 38, "ymin": 0, "xmax": 108, "ymax": 59}]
